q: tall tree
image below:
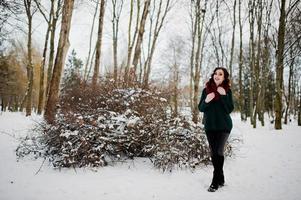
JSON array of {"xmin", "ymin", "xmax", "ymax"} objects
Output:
[
  {"xmin": 84, "ymin": 0, "xmax": 99, "ymax": 82},
  {"xmin": 46, "ymin": 0, "xmax": 63, "ymax": 98},
  {"xmin": 190, "ymin": 0, "xmax": 207, "ymax": 123},
  {"xmin": 252, "ymin": 0, "xmax": 263, "ymax": 128},
  {"xmin": 111, "ymin": 0, "xmax": 124, "ymax": 84},
  {"xmin": 34, "ymin": 0, "xmax": 55, "ymax": 114},
  {"xmin": 283, "ymin": 0, "xmax": 301, "ymax": 124},
  {"xmin": 259, "ymin": 0, "xmax": 273, "ymax": 126},
  {"xmin": 248, "ymin": 0, "xmax": 255, "ymax": 124},
  {"xmin": 124, "ymin": 0, "xmax": 140, "ymax": 85},
  {"xmin": 166, "ymin": 36, "xmax": 184, "ymax": 117},
  {"xmin": 274, "ymin": 0, "xmax": 286, "ymax": 129},
  {"xmin": 238, "ymin": 0, "xmax": 244, "ymax": 120},
  {"xmin": 23, "ymin": 0, "xmax": 37, "ymax": 116},
  {"xmin": 92, "ymin": 0, "xmax": 106, "ymax": 87},
  {"xmin": 284, "ymin": 48, "xmax": 295, "ymax": 124},
  {"xmin": 44, "ymin": 0, "xmax": 75, "ymax": 123},
  {"xmin": 131, "ymin": 0, "xmax": 151, "ymax": 80},
  {"xmin": 142, "ymin": 0, "xmax": 172, "ymax": 88},
  {"xmin": 228, "ymin": 0, "xmax": 236, "ymax": 78}
]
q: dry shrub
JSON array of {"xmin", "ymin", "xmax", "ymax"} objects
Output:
[{"xmin": 16, "ymin": 80, "xmax": 235, "ymax": 171}]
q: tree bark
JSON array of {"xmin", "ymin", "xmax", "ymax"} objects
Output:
[
  {"xmin": 284, "ymin": 49, "xmax": 294, "ymax": 124},
  {"xmin": 46, "ymin": 0, "xmax": 62, "ymax": 99},
  {"xmin": 92, "ymin": 0, "xmax": 106, "ymax": 87},
  {"xmin": 189, "ymin": 2, "xmax": 197, "ymax": 114},
  {"xmin": 84, "ymin": 1, "xmax": 99, "ymax": 82},
  {"xmin": 44, "ymin": 0, "xmax": 75, "ymax": 123},
  {"xmin": 111, "ymin": 0, "xmax": 124, "ymax": 85},
  {"xmin": 253, "ymin": 0, "xmax": 263, "ymax": 128},
  {"xmin": 143, "ymin": 0, "xmax": 171, "ymax": 88},
  {"xmin": 238, "ymin": 0, "xmax": 244, "ymax": 121},
  {"xmin": 24, "ymin": 0, "xmax": 35, "ymax": 116},
  {"xmin": 172, "ymin": 64, "xmax": 179, "ymax": 117},
  {"xmin": 248, "ymin": 0, "xmax": 255, "ymax": 124},
  {"xmin": 124, "ymin": 0, "xmax": 140, "ymax": 85},
  {"xmin": 274, "ymin": 0, "xmax": 286, "ymax": 130},
  {"xmin": 36, "ymin": 0, "xmax": 54, "ymax": 114},
  {"xmin": 216, "ymin": 1, "xmax": 226, "ymax": 67},
  {"xmin": 228, "ymin": 0, "xmax": 236, "ymax": 78},
  {"xmin": 192, "ymin": 0, "xmax": 207, "ymax": 123},
  {"xmin": 131, "ymin": 0, "xmax": 151, "ymax": 80}
]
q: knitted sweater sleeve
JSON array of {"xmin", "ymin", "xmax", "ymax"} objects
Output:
[
  {"xmin": 198, "ymin": 89, "xmax": 210, "ymax": 112},
  {"xmin": 220, "ymin": 89, "xmax": 234, "ymax": 114}
]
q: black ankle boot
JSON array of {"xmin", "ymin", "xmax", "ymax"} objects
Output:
[
  {"xmin": 208, "ymin": 182, "xmax": 219, "ymax": 192},
  {"xmin": 218, "ymin": 173, "xmax": 225, "ymax": 187},
  {"xmin": 208, "ymin": 156, "xmax": 219, "ymax": 192}
]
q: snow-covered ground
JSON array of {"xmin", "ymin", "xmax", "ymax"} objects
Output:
[{"xmin": 0, "ymin": 112, "xmax": 301, "ymax": 200}]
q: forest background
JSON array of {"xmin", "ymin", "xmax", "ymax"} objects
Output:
[{"xmin": 0, "ymin": 0, "xmax": 300, "ymax": 130}]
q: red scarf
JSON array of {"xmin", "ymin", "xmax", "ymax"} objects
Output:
[{"xmin": 205, "ymin": 81, "xmax": 229, "ymax": 101}]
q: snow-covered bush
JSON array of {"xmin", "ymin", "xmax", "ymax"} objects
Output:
[
  {"xmin": 151, "ymin": 117, "xmax": 210, "ymax": 171},
  {"xmin": 16, "ymin": 81, "xmax": 234, "ymax": 171}
]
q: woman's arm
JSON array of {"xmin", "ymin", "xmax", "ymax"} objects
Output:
[
  {"xmin": 198, "ymin": 89, "xmax": 211, "ymax": 112},
  {"xmin": 220, "ymin": 89, "xmax": 234, "ymax": 114}
]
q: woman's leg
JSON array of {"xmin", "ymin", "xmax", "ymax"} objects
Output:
[
  {"xmin": 206, "ymin": 132, "xmax": 219, "ymax": 191},
  {"xmin": 206, "ymin": 132, "xmax": 229, "ymax": 191},
  {"xmin": 215, "ymin": 132, "xmax": 229, "ymax": 186}
]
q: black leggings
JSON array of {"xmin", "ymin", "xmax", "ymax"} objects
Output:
[{"xmin": 206, "ymin": 131, "xmax": 229, "ymax": 157}]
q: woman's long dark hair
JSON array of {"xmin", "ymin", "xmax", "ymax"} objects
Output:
[{"xmin": 205, "ymin": 67, "xmax": 231, "ymax": 99}]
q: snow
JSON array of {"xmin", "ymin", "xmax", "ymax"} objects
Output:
[{"xmin": 1, "ymin": 112, "xmax": 301, "ymax": 200}]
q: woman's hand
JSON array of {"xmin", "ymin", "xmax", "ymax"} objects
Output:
[
  {"xmin": 217, "ymin": 87, "xmax": 226, "ymax": 95},
  {"xmin": 205, "ymin": 92, "xmax": 215, "ymax": 103}
]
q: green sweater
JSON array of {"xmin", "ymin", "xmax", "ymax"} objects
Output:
[{"xmin": 198, "ymin": 88, "xmax": 234, "ymax": 133}]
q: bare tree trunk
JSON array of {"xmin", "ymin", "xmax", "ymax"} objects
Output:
[
  {"xmin": 165, "ymin": 36, "xmax": 184, "ymax": 117},
  {"xmin": 274, "ymin": 0, "xmax": 286, "ymax": 130},
  {"xmin": 238, "ymin": 0, "xmax": 244, "ymax": 121},
  {"xmin": 284, "ymin": 49, "xmax": 294, "ymax": 124},
  {"xmin": 44, "ymin": 0, "xmax": 75, "ymax": 123},
  {"xmin": 298, "ymin": 86, "xmax": 301, "ymax": 126},
  {"xmin": 24, "ymin": 0, "xmax": 35, "ymax": 116},
  {"xmin": 189, "ymin": 2, "xmax": 197, "ymax": 113},
  {"xmin": 46, "ymin": 0, "xmax": 62, "ymax": 99},
  {"xmin": 111, "ymin": 0, "xmax": 124, "ymax": 85},
  {"xmin": 248, "ymin": 0, "xmax": 255, "ymax": 124},
  {"xmin": 143, "ymin": 1, "xmax": 155, "ymax": 87},
  {"xmin": 84, "ymin": 1, "xmax": 99, "ymax": 82},
  {"xmin": 216, "ymin": 1, "xmax": 226, "ymax": 67},
  {"xmin": 260, "ymin": 37, "xmax": 269, "ymax": 127},
  {"xmin": 228, "ymin": 0, "xmax": 236, "ymax": 78},
  {"xmin": 86, "ymin": 44, "xmax": 97, "ymax": 81},
  {"xmin": 35, "ymin": 0, "xmax": 54, "ymax": 114},
  {"xmin": 192, "ymin": 0, "xmax": 207, "ymax": 123},
  {"xmin": 131, "ymin": 0, "xmax": 151, "ymax": 80},
  {"xmin": 192, "ymin": 1, "xmax": 202, "ymax": 124},
  {"xmin": 253, "ymin": 0, "xmax": 263, "ymax": 128},
  {"xmin": 172, "ymin": 64, "xmax": 179, "ymax": 117},
  {"xmin": 124, "ymin": 0, "xmax": 140, "ymax": 85},
  {"xmin": 259, "ymin": 0, "xmax": 273, "ymax": 126},
  {"xmin": 37, "ymin": 28, "xmax": 49, "ymax": 115},
  {"xmin": 143, "ymin": 0, "xmax": 171, "ymax": 88},
  {"xmin": 92, "ymin": 0, "xmax": 106, "ymax": 87}
]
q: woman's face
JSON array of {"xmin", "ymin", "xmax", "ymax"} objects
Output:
[{"xmin": 213, "ymin": 69, "xmax": 225, "ymax": 86}]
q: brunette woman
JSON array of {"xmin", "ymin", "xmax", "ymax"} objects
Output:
[{"xmin": 198, "ymin": 67, "xmax": 234, "ymax": 192}]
